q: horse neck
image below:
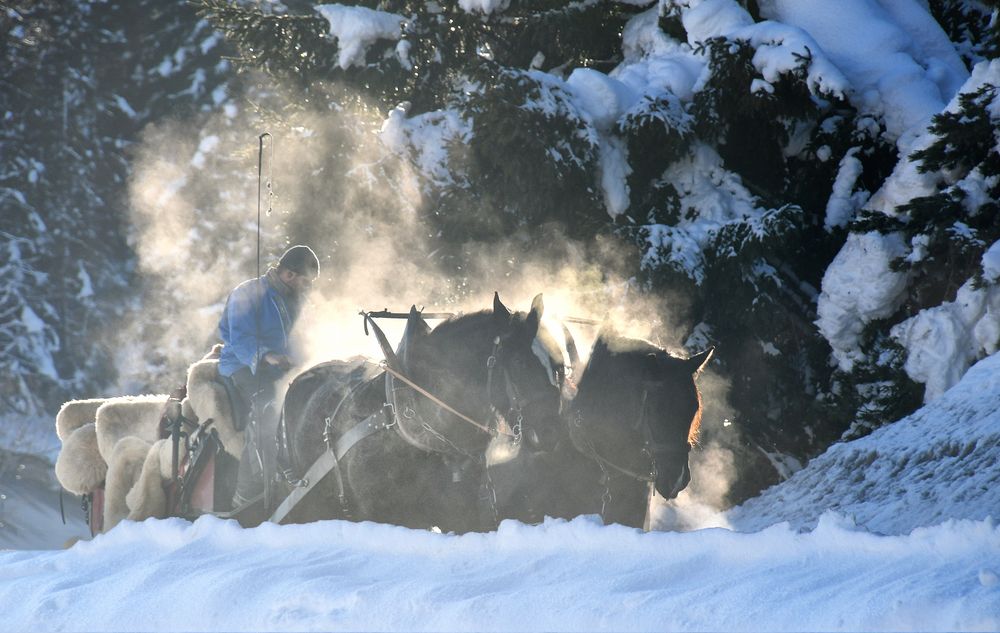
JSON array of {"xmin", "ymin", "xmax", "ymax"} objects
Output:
[
  {"xmin": 413, "ymin": 312, "xmax": 497, "ymax": 386},
  {"xmin": 574, "ymin": 349, "xmax": 646, "ymax": 416}
]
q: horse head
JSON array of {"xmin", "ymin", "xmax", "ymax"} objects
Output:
[
  {"xmin": 395, "ymin": 293, "xmax": 565, "ymax": 457},
  {"xmin": 489, "ymin": 292, "xmax": 566, "ymax": 451},
  {"xmin": 570, "ymin": 332, "xmax": 713, "ymax": 500}
]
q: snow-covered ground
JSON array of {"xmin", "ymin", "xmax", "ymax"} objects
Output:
[
  {"xmin": 3, "ymin": 352, "xmax": 999, "ymax": 632},
  {"xmin": 1, "ymin": 512, "xmax": 997, "ymax": 632}
]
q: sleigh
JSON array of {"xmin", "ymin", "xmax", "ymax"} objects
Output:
[{"xmin": 58, "ymin": 295, "xmax": 712, "ymax": 535}]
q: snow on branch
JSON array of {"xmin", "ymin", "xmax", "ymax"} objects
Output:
[
  {"xmin": 458, "ymin": 0, "xmax": 511, "ymax": 15},
  {"xmin": 314, "ymin": 4, "xmax": 405, "ymax": 70},
  {"xmin": 730, "ymin": 21, "xmax": 849, "ymax": 101}
]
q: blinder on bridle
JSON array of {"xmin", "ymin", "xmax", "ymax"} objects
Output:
[{"xmin": 485, "ymin": 334, "xmax": 564, "ymax": 445}]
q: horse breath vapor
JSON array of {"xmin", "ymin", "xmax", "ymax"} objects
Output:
[{"xmin": 117, "ymin": 78, "xmax": 738, "ymax": 530}]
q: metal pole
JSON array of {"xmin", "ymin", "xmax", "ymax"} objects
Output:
[{"xmin": 256, "ymin": 132, "xmax": 272, "ymax": 512}]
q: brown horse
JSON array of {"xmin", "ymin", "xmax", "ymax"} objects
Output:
[{"xmin": 486, "ymin": 330, "xmax": 713, "ymax": 528}]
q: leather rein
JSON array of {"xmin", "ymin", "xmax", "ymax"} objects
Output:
[
  {"xmin": 571, "ymin": 388, "xmax": 691, "ymax": 484},
  {"xmin": 362, "ymin": 312, "xmax": 543, "ymax": 442}
]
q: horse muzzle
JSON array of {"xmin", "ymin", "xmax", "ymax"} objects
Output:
[{"xmin": 654, "ymin": 458, "xmax": 691, "ymax": 500}]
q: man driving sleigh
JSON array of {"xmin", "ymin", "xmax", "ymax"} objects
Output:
[{"xmin": 217, "ymin": 245, "xmax": 319, "ymax": 511}]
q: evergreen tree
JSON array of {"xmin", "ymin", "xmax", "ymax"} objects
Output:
[
  {"xmin": 618, "ymin": 15, "xmax": 899, "ymax": 496},
  {"xmin": 829, "ymin": 28, "xmax": 1000, "ymax": 439},
  {"xmin": 930, "ymin": 0, "xmax": 1000, "ymax": 64},
  {"xmin": 0, "ymin": 1, "xmax": 232, "ymax": 435},
  {"xmin": 6, "ymin": 0, "xmax": 991, "ymax": 499},
  {"xmin": 195, "ymin": 0, "xmax": 643, "ymax": 255},
  {"xmin": 2, "ymin": 1, "xmax": 127, "ymax": 424}
]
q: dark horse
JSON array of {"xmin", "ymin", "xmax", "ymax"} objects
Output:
[
  {"xmin": 274, "ymin": 293, "xmax": 565, "ymax": 532},
  {"xmin": 486, "ymin": 330, "xmax": 713, "ymax": 529}
]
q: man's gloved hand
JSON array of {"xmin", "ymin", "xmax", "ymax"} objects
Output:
[{"xmin": 263, "ymin": 352, "xmax": 292, "ymax": 370}]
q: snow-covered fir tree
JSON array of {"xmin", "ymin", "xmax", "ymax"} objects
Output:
[{"xmin": 0, "ymin": 1, "xmax": 231, "ymax": 440}]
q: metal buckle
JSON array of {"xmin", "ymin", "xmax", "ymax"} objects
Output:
[{"xmin": 382, "ymin": 403, "xmax": 397, "ymax": 428}]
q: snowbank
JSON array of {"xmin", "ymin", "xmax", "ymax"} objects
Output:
[
  {"xmin": 729, "ymin": 351, "xmax": 1000, "ymax": 534},
  {"xmin": 2, "ymin": 513, "xmax": 998, "ymax": 631}
]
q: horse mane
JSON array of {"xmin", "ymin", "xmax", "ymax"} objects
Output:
[
  {"xmin": 688, "ymin": 386, "xmax": 703, "ymax": 446},
  {"xmin": 427, "ymin": 310, "xmax": 495, "ymax": 340}
]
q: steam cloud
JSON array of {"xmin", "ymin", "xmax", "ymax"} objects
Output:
[{"xmin": 118, "ymin": 76, "xmax": 738, "ymax": 519}]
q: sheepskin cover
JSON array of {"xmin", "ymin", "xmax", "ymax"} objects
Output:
[
  {"xmin": 103, "ymin": 436, "xmax": 153, "ymax": 531},
  {"xmin": 185, "ymin": 358, "xmax": 243, "ymax": 457},
  {"xmin": 94, "ymin": 395, "xmax": 168, "ymax": 463},
  {"xmin": 56, "ymin": 346, "xmax": 247, "ymax": 531},
  {"xmin": 126, "ymin": 438, "xmax": 180, "ymax": 523},
  {"xmin": 55, "ymin": 423, "xmax": 107, "ymax": 495},
  {"xmin": 55, "ymin": 398, "xmax": 106, "ymax": 443}
]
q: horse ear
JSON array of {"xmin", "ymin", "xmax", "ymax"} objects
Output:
[
  {"xmin": 394, "ymin": 306, "xmax": 429, "ymax": 372},
  {"xmin": 493, "ymin": 291, "xmax": 511, "ymax": 325},
  {"xmin": 406, "ymin": 305, "xmax": 430, "ymax": 338},
  {"xmin": 589, "ymin": 334, "xmax": 609, "ymax": 361},
  {"xmin": 595, "ymin": 320, "xmax": 617, "ymax": 341},
  {"xmin": 561, "ymin": 322, "xmax": 581, "ymax": 371},
  {"xmin": 687, "ymin": 347, "xmax": 714, "ymax": 375},
  {"xmin": 530, "ymin": 293, "xmax": 544, "ymax": 318},
  {"xmin": 525, "ymin": 293, "xmax": 543, "ymax": 338},
  {"xmin": 592, "ymin": 323, "xmax": 617, "ymax": 357}
]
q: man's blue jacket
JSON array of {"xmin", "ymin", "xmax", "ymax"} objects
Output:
[{"xmin": 218, "ymin": 272, "xmax": 300, "ymax": 377}]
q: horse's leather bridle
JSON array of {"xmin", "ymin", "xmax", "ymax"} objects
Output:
[
  {"xmin": 571, "ymin": 387, "xmax": 691, "ymax": 485},
  {"xmin": 485, "ymin": 334, "xmax": 556, "ymax": 444},
  {"xmin": 388, "ymin": 332, "xmax": 560, "ymax": 455}
]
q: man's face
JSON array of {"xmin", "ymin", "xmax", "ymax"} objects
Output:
[{"xmin": 279, "ymin": 268, "xmax": 314, "ymax": 295}]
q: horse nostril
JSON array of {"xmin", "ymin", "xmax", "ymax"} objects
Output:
[
  {"xmin": 673, "ymin": 465, "xmax": 691, "ymax": 498},
  {"xmin": 657, "ymin": 464, "xmax": 691, "ymax": 500}
]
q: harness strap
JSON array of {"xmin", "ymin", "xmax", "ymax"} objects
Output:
[
  {"xmin": 501, "ymin": 367, "xmax": 524, "ymax": 442},
  {"xmin": 572, "ymin": 400, "xmax": 656, "ymax": 484},
  {"xmin": 333, "ymin": 409, "xmax": 392, "ymax": 461},
  {"xmin": 269, "ymin": 448, "xmax": 340, "ymax": 525},
  {"xmin": 485, "ymin": 337, "xmax": 524, "ymax": 440},
  {"xmin": 485, "ymin": 336, "xmax": 500, "ymax": 411},
  {"xmin": 586, "ymin": 445, "xmax": 656, "ymax": 483},
  {"xmin": 376, "ymin": 361, "xmax": 505, "ymax": 437},
  {"xmin": 272, "ymin": 407, "xmax": 391, "ymax": 524}
]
